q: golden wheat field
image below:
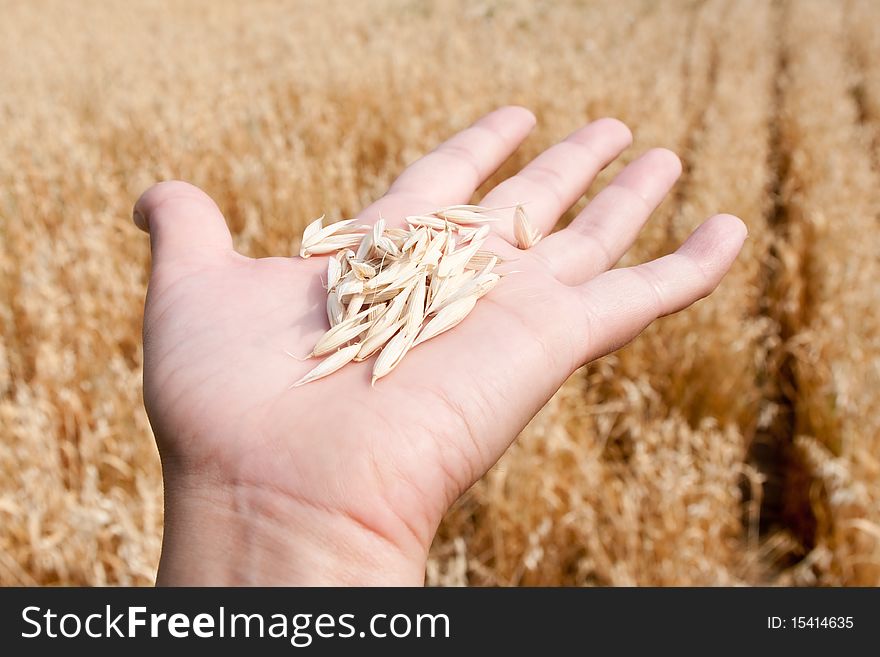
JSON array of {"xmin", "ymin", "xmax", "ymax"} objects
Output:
[{"xmin": 1, "ymin": 0, "xmax": 879, "ymax": 586}]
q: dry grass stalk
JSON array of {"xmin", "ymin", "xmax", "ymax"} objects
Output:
[{"xmin": 293, "ymin": 205, "xmax": 529, "ymax": 386}]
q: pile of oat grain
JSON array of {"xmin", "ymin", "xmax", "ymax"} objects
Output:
[{"xmin": 294, "ymin": 205, "xmax": 540, "ymax": 386}]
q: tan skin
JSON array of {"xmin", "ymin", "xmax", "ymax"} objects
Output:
[{"xmin": 134, "ymin": 107, "xmax": 747, "ymax": 585}]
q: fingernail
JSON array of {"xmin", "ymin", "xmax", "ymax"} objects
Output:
[{"xmin": 133, "ymin": 209, "xmax": 147, "ymax": 231}]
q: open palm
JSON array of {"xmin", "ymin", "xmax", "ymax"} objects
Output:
[{"xmin": 135, "ymin": 107, "xmax": 746, "ymax": 585}]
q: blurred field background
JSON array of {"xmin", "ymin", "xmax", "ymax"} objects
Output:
[{"xmin": 2, "ymin": 0, "xmax": 879, "ymax": 586}]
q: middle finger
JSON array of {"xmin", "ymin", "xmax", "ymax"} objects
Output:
[{"xmin": 479, "ymin": 117, "xmax": 632, "ymax": 244}]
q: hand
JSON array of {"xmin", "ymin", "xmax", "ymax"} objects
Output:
[{"xmin": 134, "ymin": 107, "xmax": 747, "ymax": 585}]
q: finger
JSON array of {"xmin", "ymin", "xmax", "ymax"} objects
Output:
[
  {"xmin": 358, "ymin": 106, "xmax": 536, "ymax": 221},
  {"xmin": 534, "ymin": 148, "xmax": 682, "ymax": 285},
  {"xmin": 480, "ymin": 117, "xmax": 632, "ymax": 242},
  {"xmin": 133, "ymin": 180, "xmax": 234, "ymax": 267},
  {"xmin": 575, "ymin": 214, "xmax": 747, "ymax": 362}
]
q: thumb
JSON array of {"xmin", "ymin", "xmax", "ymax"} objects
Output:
[{"xmin": 133, "ymin": 180, "xmax": 234, "ymax": 267}]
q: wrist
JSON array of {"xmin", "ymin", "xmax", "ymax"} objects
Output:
[{"xmin": 156, "ymin": 472, "xmax": 427, "ymax": 586}]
